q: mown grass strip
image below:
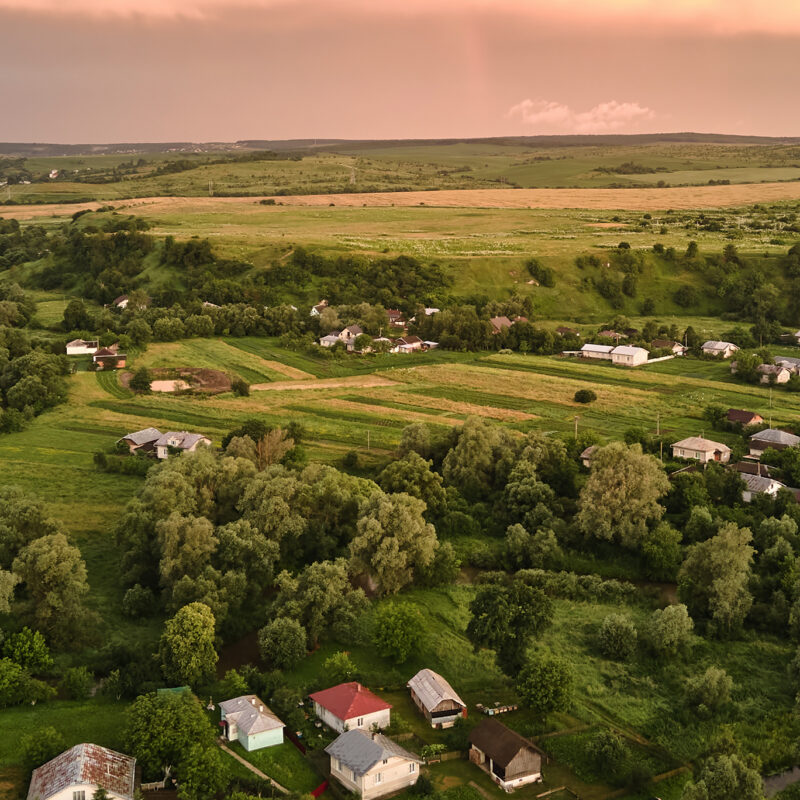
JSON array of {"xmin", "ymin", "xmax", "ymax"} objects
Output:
[
  {"xmin": 340, "ymin": 394, "xmax": 457, "ymax": 417},
  {"xmin": 95, "ymin": 370, "xmax": 134, "ymax": 399}
]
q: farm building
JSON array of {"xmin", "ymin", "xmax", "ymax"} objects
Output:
[
  {"xmin": 220, "ymin": 695, "xmax": 284, "ymax": 751},
  {"xmin": 65, "ymin": 339, "xmax": 99, "ymax": 355},
  {"xmin": 424, "ymin": 307, "xmax": 440, "ymax": 316},
  {"xmin": 556, "ymin": 326, "xmax": 580, "ymax": 337},
  {"xmin": 27, "ymin": 743, "xmax": 137, "ymax": 800},
  {"xmin": 407, "ymin": 669, "xmax": 466, "ymax": 728},
  {"xmin": 117, "ymin": 427, "xmax": 162, "ymax": 454},
  {"xmin": 580, "ymin": 445, "xmax": 597, "ymax": 468},
  {"xmin": 387, "ymin": 309, "xmax": 406, "ymax": 326},
  {"xmin": 468, "ymin": 719, "xmax": 544, "ymax": 792},
  {"xmin": 154, "ymin": 431, "xmax": 212, "ymax": 460},
  {"xmin": 741, "ymin": 473, "xmax": 785, "ymax": 503},
  {"xmin": 651, "ymin": 339, "xmax": 687, "ymax": 355},
  {"xmin": 671, "ymin": 437, "xmax": 731, "ymax": 464},
  {"xmin": 112, "ymin": 295, "xmax": 129, "ymax": 309},
  {"xmin": 597, "ymin": 329, "xmax": 625, "ymax": 342},
  {"xmin": 92, "ymin": 345, "xmax": 127, "ymax": 370},
  {"xmin": 731, "ymin": 461, "xmax": 775, "ymax": 478},
  {"xmin": 392, "ymin": 335, "xmax": 424, "ymax": 354},
  {"xmin": 757, "ymin": 364, "xmax": 792, "ymax": 384},
  {"xmin": 580, "ymin": 343, "xmax": 614, "ymax": 359},
  {"xmin": 749, "ymin": 429, "xmax": 800, "ymax": 457},
  {"xmin": 319, "ymin": 333, "xmax": 341, "ymax": 348},
  {"xmin": 310, "ymin": 682, "xmax": 391, "ymax": 733},
  {"xmin": 701, "ymin": 340, "xmax": 739, "ymax": 358},
  {"xmin": 311, "ymin": 299, "xmax": 329, "ymax": 316},
  {"xmin": 610, "ymin": 345, "xmax": 649, "ymax": 366},
  {"xmin": 325, "ymin": 729, "xmax": 421, "ymax": 800},
  {"xmin": 727, "ymin": 409, "xmax": 764, "ymax": 427},
  {"xmin": 489, "ymin": 316, "xmax": 513, "ymax": 334}
]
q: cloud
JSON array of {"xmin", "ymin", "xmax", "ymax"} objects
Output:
[
  {"xmin": 507, "ymin": 99, "xmax": 657, "ymax": 134},
  {"xmin": 2, "ymin": 0, "xmax": 800, "ymax": 35}
]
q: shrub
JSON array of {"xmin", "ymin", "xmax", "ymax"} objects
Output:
[
  {"xmin": 59, "ymin": 666, "xmax": 93, "ymax": 700},
  {"xmin": 232, "ymin": 379, "xmax": 250, "ymax": 397},
  {"xmin": 599, "ymin": 614, "xmax": 638, "ymax": 660},
  {"xmin": 122, "ymin": 584, "xmax": 158, "ymax": 617},
  {"xmin": 129, "ymin": 367, "xmax": 152, "ymax": 392},
  {"xmin": 685, "ymin": 666, "xmax": 732, "ymax": 716},
  {"xmin": 587, "ymin": 729, "xmax": 630, "ymax": 783},
  {"xmin": 574, "ymin": 389, "xmax": 597, "ymax": 404},
  {"xmin": 372, "ymin": 603, "xmax": 422, "ymax": 664},
  {"xmin": 324, "ymin": 651, "xmax": 358, "ymax": 684},
  {"xmin": 20, "ymin": 727, "xmax": 65, "ymax": 780}
]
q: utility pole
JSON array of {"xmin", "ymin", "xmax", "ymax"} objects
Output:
[
  {"xmin": 574, "ymin": 416, "xmax": 579, "ymax": 438},
  {"xmin": 209, "ymin": 180, "xmax": 213, "ymax": 197},
  {"xmin": 656, "ymin": 411, "xmax": 660, "ymax": 436},
  {"xmin": 367, "ymin": 430, "xmax": 370, "ymax": 451},
  {"xmin": 769, "ymin": 387, "xmax": 773, "ymax": 428},
  {"xmin": 660, "ymin": 440, "xmax": 663, "ymax": 461}
]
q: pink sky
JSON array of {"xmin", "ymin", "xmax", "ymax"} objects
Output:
[{"xmin": 1, "ymin": 0, "xmax": 798, "ymax": 141}]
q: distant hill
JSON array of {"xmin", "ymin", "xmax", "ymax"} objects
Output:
[{"xmin": 3, "ymin": 133, "xmax": 800, "ymax": 158}]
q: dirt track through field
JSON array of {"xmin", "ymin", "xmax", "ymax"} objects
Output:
[{"xmin": 6, "ymin": 180, "xmax": 800, "ymax": 219}]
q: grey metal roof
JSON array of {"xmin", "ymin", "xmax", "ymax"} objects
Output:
[
  {"xmin": 750, "ymin": 429, "xmax": 800, "ymax": 446},
  {"xmin": 155, "ymin": 431, "xmax": 209, "ymax": 449},
  {"xmin": 741, "ymin": 473, "xmax": 783, "ymax": 494},
  {"xmin": 672, "ymin": 437, "xmax": 731, "ymax": 453},
  {"xmin": 325, "ymin": 730, "xmax": 421, "ymax": 777},
  {"xmin": 581, "ymin": 343, "xmax": 614, "ymax": 353},
  {"xmin": 611, "ymin": 345, "xmax": 648, "ymax": 356},
  {"xmin": 119, "ymin": 427, "xmax": 162, "ymax": 446},
  {"xmin": 702, "ymin": 340, "xmax": 738, "ymax": 351},
  {"xmin": 219, "ymin": 695, "xmax": 284, "ymax": 736},
  {"xmin": 407, "ymin": 669, "xmax": 465, "ymax": 713}
]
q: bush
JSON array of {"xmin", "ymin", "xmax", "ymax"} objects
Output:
[
  {"xmin": 129, "ymin": 367, "xmax": 152, "ymax": 392},
  {"xmin": 324, "ymin": 651, "xmax": 358, "ymax": 684},
  {"xmin": 599, "ymin": 614, "xmax": 638, "ymax": 660},
  {"xmin": 574, "ymin": 389, "xmax": 597, "ymax": 404},
  {"xmin": 587, "ymin": 729, "xmax": 630, "ymax": 784},
  {"xmin": 232, "ymin": 379, "xmax": 250, "ymax": 397},
  {"xmin": 122, "ymin": 584, "xmax": 158, "ymax": 617},
  {"xmin": 372, "ymin": 603, "xmax": 422, "ymax": 664},
  {"xmin": 685, "ymin": 666, "xmax": 732, "ymax": 717},
  {"xmin": 20, "ymin": 727, "xmax": 65, "ymax": 780}
]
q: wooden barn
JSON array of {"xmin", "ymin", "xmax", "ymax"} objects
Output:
[
  {"xmin": 406, "ymin": 669, "xmax": 466, "ymax": 729},
  {"xmin": 468, "ymin": 719, "xmax": 544, "ymax": 791}
]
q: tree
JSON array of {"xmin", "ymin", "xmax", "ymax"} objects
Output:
[
  {"xmin": 467, "ymin": 580, "xmax": 553, "ymax": 675},
  {"xmin": 379, "ymin": 453, "xmax": 447, "ymax": 517},
  {"xmin": 177, "ymin": 741, "xmax": 229, "ymax": 800},
  {"xmin": 587, "ymin": 730, "xmax": 630, "ymax": 784},
  {"xmin": 0, "ymin": 486, "xmax": 62, "ymax": 569},
  {"xmin": 324, "ymin": 651, "xmax": 358, "ymax": 684},
  {"xmin": 62, "ymin": 299, "xmax": 92, "ymax": 331},
  {"xmin": 156, "ymin": 513, "xmax": 217, "ymax": 600},
  {"xmin": 599, "ymin": 614, "xmax": 637, "ymax": 660},
  {"xmin": 678, "ymin": 522, "xmax": 754, "ymax": 637},
  {"xmin": 574, "ymin": 389, "xmax": 597, "ymax": 404},
  {"xmin": 0, "ymin": 657, "xmax": 54, "ymax": 707},
  {"xmin": 516, "ymin": 652, "xmax": 573, "ymax": 717},
  {"xmin": 20, "ymin": 726, "xmax": 65, "ymax": 780},
  {"xmin": 258, "ymin": 618, "xmax": 307, "ymax": 669},
  {"xmin": 0, "ymin": 570, "xmax": 18, "ymax": 613},
  {"xmin": 685, "ymin": 666, "xmax": 733, "ymax": 716},
  {"xmin": 350, "ymin": 492, "xmax": 437, "ymax": 595},
  {"xmin": 158, "ymin": 602, "xmax": 218, "ymax": 688},
  {"xmin": 643, "ymin": 604, "xmax": 694, "ymax": 656},
  {"xmin": 125, "ymin": 318, "xmax": 152, "ymax": 348},
  {"xmin": 59, "ymin": 666, "xmax": 93, "ymax": 699},
  {"xmin": 372, "ymin": 602, "xmax": 422, "ymax": 663},
  {"xmin": 125, "ymin": 691, "xmax": 218, "ymax": 780},
  {"xmin": 2, "ymin": 627, "xmax": 52, "ymax": 673},
  {"xmin": 577, "ymin": 443, "xmax": 670, "ymax": 549},
  {"xmin": 12, "ymin": 533, "xmax": 91, "ymax": 648},
  {"xmin": 640, "ymin": 522, "xmax": 682, "ymax": 580},
  {"xmin": 129, "ymin": 367, "xmax": 152, "ymax": 393},
  {"xmin": 505, "ymin": 524, "xmax": 562, "ymax": 570},
  {"xmin": 680, "ymin": 754, "xmax": 762, "ymax": 800}
]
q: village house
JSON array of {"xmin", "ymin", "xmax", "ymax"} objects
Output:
[
  {"xmin": 27, "ymin": 743, "xmax": 137, "ymax": 800},
  {"xmin": 310, "ymin": 682, "xmax": 391, "ymax": 733},
  {"xmin": 651, "ymin": 339, "xmax": 688, "ymax": 355},
  {"xmin": 726, "ymin": 409, "xmax": 764, "ymax": 427},
  {"xmin": 775, "ymin": 356, "xmax": 800, "ymax": 373},
  {"xmin": 731, "ymin": 461, "xmax": 775, "ymax": 478},
  {"xmin": 340, "ymin": 325, "xmax": 364, "ymax": 351},
  {"xmin": 92, "ymin": 344, "xmax": 127, "ymax": 370},
  {"xmin": 154, "ymin": 431, "xmax": 212, "ymax": 460},
  {"xmin": 117, "ymin": 427, "xmax": 162, "ymax": 455},
  {"xmin": 580, "ymin": 445, "xmax": 597, "ymax": 468},
  {"xmin": 310, "ymin": 299, "xmax": 329, "ymax": 317},
  {"xmin": 220, "ymin": 695, "xmax": 284, "ymax": 751},
  {"xmin": 422, "ymin": 340, "xmax": 439, "ymax": 350},
  {"xmin": 741, "ymin": 473, "xmax": 785, "ymax": 503},
  {"xmin": 112, "ymin": 295, "xmax": 129, "ymax": 310},
  {"xmin": 580, "ymin": 343, "xmax": 614, "ymax": 360},
  {"xmin": 386, "ymin": 309, "xmax": 406, "ymax": 327},
  {"xmin": 65, "ymin": 339, "xmax": 99, "ymax": 356},
  {"xmin": 610, "ymin": 345, "xmax": 649, "ymax": 367},
  {"xmin": 392, "ymin": 336, "xmax": 424, "ymax": 354},
  {"xmin": 489, "ymin": 316, "xmax": 513, "ymax": 334},
  {"xmin": 325, "ymin": 729, "xmax": 422, "ymax": 800},
  {"xmin": 319, "ymin": 333, "xmax": 341, "ymax": 348},
  {"xmin": 749, "ymin": 428, "xmax": 800, "ymax": 457},
  {"xmin": 556, "ymin": 326, "xmax": 580, "ymax": 338},
  {"xmin": 701, "ymin": 340, "xmax": 739, "ymax": 358},
  {"xmin": 597, "ymin": 329, "xmax": 625, "ymax": 342},
  {"xmin": 671, "ymin": 436, "xmax": 732, "ymax": 464},
  {"xmin": 407, "ymin": 669, "xmax": 466, "ymax": 729},
  {"xmin": 468, "ymin": 719, "xmax": 544, "ymax": 792},
  {"xmin": 424, "ymin": 307, "xmax": 440, "ymax": 316},
  {"xmin": 757, "ymin": 364, "xmax": 792, "ymax": 384}
]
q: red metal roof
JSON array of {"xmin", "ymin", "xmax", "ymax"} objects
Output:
[{"xmin": 309, "ymin": 682, "xmax": 391, "ymax": 721}]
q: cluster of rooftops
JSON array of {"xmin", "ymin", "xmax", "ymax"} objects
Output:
[
  {"xmin": 117, "ymin": 427, "xmax": 211, "ymax": 459},
  {"xmin": 65, "ymin": 339, "xmax": 127, "ymax": 369},
  {"xmin": 27, "ymin": 671, "xmax": 545, "ymax": 800}
]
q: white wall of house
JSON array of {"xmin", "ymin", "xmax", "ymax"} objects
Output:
[
  {"xmin": 314, "ymin": 704, "xmax": 390, "ymax": 733},
  {"xmin": 66, "ymin": 344, "xmax": 97, "ymax": 355},
  {"xmin": 671, "ymin": 447, "xmax": 730, "ymax": 464},
  {"xmin": 470, "ymin": 747, "xmax": 540, "ymax": 793},
  {"xmin": 330, "ymin": 756, "xmax": 419, "ymax": 800},
  {"xmin": 45, "ymin": 784, "xmax": 129, "ymax": 800}
]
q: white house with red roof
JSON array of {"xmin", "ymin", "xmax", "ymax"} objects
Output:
[
  {"xmin": 27, "ymin": 743, "xmax": 137, "ymax": 800},
  {"xmin": 309, "ymin": 682, "xmax": 392, "ymax": 733}
]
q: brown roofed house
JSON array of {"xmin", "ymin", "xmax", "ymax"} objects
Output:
[
  {"xmin": 489, "ymin": 316, "xmax": 513, "ymax": 334},
  {"xmin": 727, "ymin": 409, "xmax": 764, "ymax": 427},
  {"xmin": 651, "ymin": 339, "xmax": 688, "ymax": 356},
  {"xmin": 468, "ymin": 719, "xmax": 543, "ymax": 791}
]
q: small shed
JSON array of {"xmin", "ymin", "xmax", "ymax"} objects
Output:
[
  {"xmin": 220, "ymin": 695, "xmax": 284, "ymax": 751},
  {"xmin": 407, "ymin": 669, "xmax": 466, "ymax": 729}
]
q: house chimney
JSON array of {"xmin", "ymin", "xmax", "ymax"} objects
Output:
[
  {"xmin": 259, "ymin": 705, "xmax": 263, "ymax": 712},
  {"xmin": 250, "ymin": 698, "xmax": 256, "ymax": 706}
]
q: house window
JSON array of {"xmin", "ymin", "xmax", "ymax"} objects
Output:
[
  {"xmin": 410, "ymin": 763, "xmax": 417, "ymax": 774},
  {"xmin": 337, "ymin": 760, "xmax": 342, "ymax": 772},
  {"xmin": 357, "ymin": 717, "xmax": 364, "ymax": 726},
  {"xmin": 73, "ymin": 792, "xmax": 86, "ymax": 800},
  {"xmin": 375, "ymin": 773, "xmax": 383, "ymax": 784},
  {"xmin": 382, "ymin": 759, "xmax": 388, "ymax": 765}
]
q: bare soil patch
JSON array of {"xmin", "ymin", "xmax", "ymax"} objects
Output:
[{"xmin": 121, "ymin": 367, "xmax": 231, "ymax": 394}]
